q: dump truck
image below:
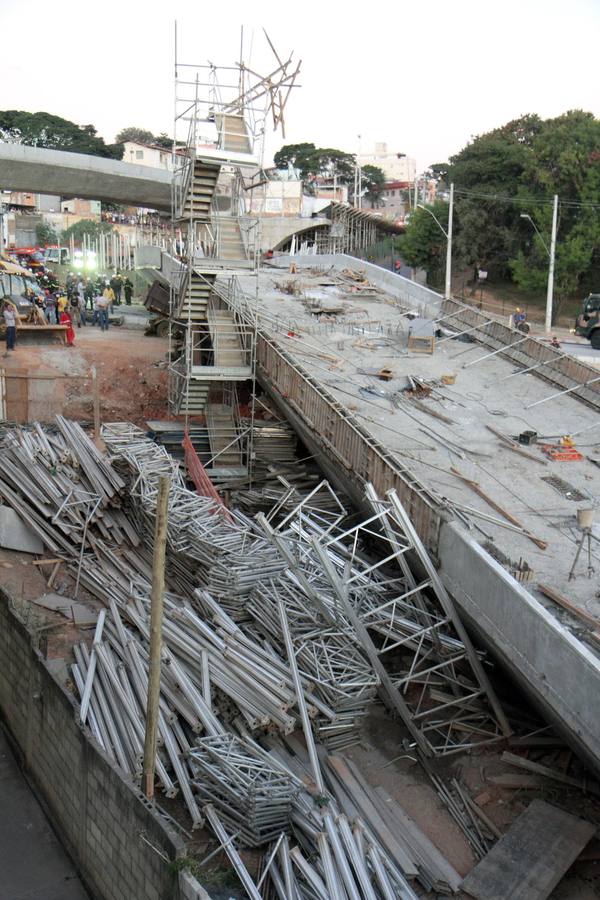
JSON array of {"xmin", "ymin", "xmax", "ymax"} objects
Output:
[
  {"xmin": 574, "ymin": 293, "xmax": 600, "ymax": 349},
  {"xmin": 143, "ymin": 278, "xmax": 184, "ymax": 340}
]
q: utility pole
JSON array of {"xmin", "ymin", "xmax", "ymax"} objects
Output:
[
  {"xmin": 546, "ymin": 194, "xmax": 558, "ymax": 333},
  {"xmin": 444, "ymin": 182, "xmax": 454, "ymax": 300},
  {"xmin": 142, "ymin": 475, "xmax": 171, "ymax": 800}
]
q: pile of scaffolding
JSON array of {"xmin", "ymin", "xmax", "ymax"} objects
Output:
[{"xmin": 0, "ymin": 417, "xmax": 511, "ymax": 898}]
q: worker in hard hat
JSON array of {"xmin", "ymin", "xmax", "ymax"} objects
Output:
[{"xmin": 513, "ymin": 307, "xmax": 529, "ymax": 333}]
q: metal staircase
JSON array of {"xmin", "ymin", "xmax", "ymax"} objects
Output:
[
  {"xmin": 182, "ymin": 160, "xmax": 221, "ymax": 219},
  {"xmin": 167, "ymin": 41, "xmax": 300, "ymax": 475},
  {"xmin": 179, "ymin": 271, "xmax": 215, "ymax": 321},
  {"xmin": 215, "ymin": 114, "xmax": 252, "ymax": 154},
  {"xmin": 206, "ymin": 401, "xmax": 243, "ymax": 469},
  {"xmin": 207, "ymin": 307, "xmax": 245, "ymax": 367},
  {"xmin": 216, "ymin": 217, "xmax": 247, "ymax": 261}
]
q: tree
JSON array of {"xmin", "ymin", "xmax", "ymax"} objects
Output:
[
  {"xmin": 153, "ymin": 133, "xmax": 172, "ymax": 149},
  {"xmin": 61, "ymin": 219, "xmax": 114, "ymax": 244},
  {"xmin": 36, "ymin": 221, "xmax": 59, "ymax": 247},
  {"xmin": 509, "ymin": 111, "xmax": 600, "ymax": 316},
  {"xmin": 273, "ymin": 142, "xmax": 356, "ymax": 194},
  {"xmin": 273, "ymin": 142, "xmax": 317, "ymax": 173},
  {"xmin": 0, "ymin": 110, "xmax": 123, "ymax": 159},
  {"xmin": 447, "ymin": 115, "xmax": 540, "ymax": 279},
  {"xmin": 361, "ymin": 165, "xmax": 386, "ymax": 208},
  {"xmin": 427, "ymin": 162, "xmax": 450, "ymax": 189},
  {"xmin": 115, "ymin": 126, "xmax": 155, "ymax": 145},
  {"xmin": 399, "ymin": 202, "xmax": 449, "ymax": 284}
]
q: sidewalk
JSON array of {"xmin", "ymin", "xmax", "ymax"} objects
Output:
[{"xmin": 0, "ymin": 725, "xmax": 89, "ymax": 900}]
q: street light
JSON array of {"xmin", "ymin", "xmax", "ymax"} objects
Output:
[
  {"xmin": 417, "ymin": 182, "xmax": 454, "ymax": 300},
  {"xmin": 520, "ymin": 195, "xmax": 558, "ymax": 333}
]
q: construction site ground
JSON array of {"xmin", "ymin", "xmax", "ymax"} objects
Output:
[{"xmin": 2, "ymin": 323, "xmax": 169, "ymax": 427}]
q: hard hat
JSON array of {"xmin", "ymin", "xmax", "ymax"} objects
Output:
[{"xmin": 515, "ymin": 307, "xmax": 521, "ymax": 312}]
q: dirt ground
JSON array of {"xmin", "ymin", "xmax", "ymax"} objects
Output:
[
  {"xmin": 1, "ymin": 323, "xmax": 170, "ymax": 427},
  {"xmin": 348, "ymin": 707, "xmax": 600, "ymax": 898}
]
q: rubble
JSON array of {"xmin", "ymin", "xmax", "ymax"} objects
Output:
[{"xmin": 1, "ymin": 416, "xmax": 596, "ymax": 898}]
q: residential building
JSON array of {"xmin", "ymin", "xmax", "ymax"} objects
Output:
[
  {"xmin": 122, "ymin": 140, "xmax": 173, "ymax": 171},
  {"xmin": 380, "ymin": 180, "xmax": 409, "ymax": 221},
  {"xmin": 359, "ymin": 143, "xmax": 416, "ymax": 183}
]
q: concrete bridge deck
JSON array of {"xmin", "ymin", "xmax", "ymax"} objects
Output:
[{"xmin": 224, "ymin": 256, "xmax": 600, "ymax": 772}]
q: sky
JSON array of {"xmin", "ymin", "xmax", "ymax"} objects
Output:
[{"xmin": 2, "ymin": 0, "xmax": 599, "ymax": 172}]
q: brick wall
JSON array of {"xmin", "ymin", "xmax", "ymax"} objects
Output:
[{"xmin": 0, "ymin": 591, "xmax": 190, "ymax": 900}]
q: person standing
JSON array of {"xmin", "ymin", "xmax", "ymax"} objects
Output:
[
  {"xmin": 3, "ymin": 300, "xmax": 19, "ymax": 352},
  {"xmin": 110, "ymin": 273, "xmax": 122, "ymax": 305},
  {"xmin": 57, "ymin": 290, "xmax": 69, "ymax": 317},
  {"xmin": 96, "ymin": 292, "xmax": 109, "ymax": 331},
  {"xmin": 70, "ymin": 292, "xmax": 83, "ymax": 328},
  {"xmin": 84, "ymin": 278, "xmax": 95, "ymax": 312},
  {"xmin": 123, "ymin": 276, "xmax": 133, "ymax": 305},
  {"xmin": 45, "ymin": 290, "xmax": 57, "ymax": 325},
  {"xmin": 60, "ymin": 308, "xmax": 75, "ymax": 346},
  {"xmin": 103, "ymin": 283, "xmax": 115, "ymax": 312}
]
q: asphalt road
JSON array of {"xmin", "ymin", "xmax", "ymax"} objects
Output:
[{"xmin": 0, "ymin": 725, "xmax": 89, "ymax": 900}]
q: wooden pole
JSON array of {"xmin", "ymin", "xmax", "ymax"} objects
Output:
[{"xmin": 142, "ymin": 475, "xmax": 170, "ymax": 799}]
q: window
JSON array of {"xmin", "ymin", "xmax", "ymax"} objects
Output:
[{"xmin": 136, "ymin": 150, "xmax": 144, "ymax": 160}]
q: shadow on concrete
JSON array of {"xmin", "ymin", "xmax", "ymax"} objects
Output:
[{"xmin": 0, "ymin": 723, "xmax": 89, "ymax": 900}]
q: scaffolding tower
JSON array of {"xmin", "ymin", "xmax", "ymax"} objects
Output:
[{"xmin": 167, "ymin": 31, "xmax": 300, "ymax": 484}]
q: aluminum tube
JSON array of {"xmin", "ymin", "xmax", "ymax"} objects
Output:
[
  {"xmin": 323, "ymin": 813, "xmax": 362, "ymax": 900},
  {"xmin": 204, "ymin": 805, "xmax": 262, "ymax": 900},
  {"xmin": 317, "ymin": 832, "xmax": 345, "ymax": 900},
  {"xmin": 277, "ymin": 595, "xmax": 325, "ymax": 795},
  {"xmin": 79, "ymin": 609, "xmax": 106, "ymax": 724},
  {"xmin": 336, "ymin": 813, "xmax": 378, "ymax": 900}
]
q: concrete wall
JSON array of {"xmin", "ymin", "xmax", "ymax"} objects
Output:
[
  {"xmin": 438, "ymin": 523, "xmax": 600, "ymax": 771},
  {"xmin": 0, "ymin": 592, "xmax": 190, "ymax": 900},
  {"xmin": 4, "ymin": 372, "xmax": 66, "ymax": 423}
]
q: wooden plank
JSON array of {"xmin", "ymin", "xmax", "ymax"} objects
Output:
[
  {"xmin": 538, "ymin": 583, "xmax": 600, "ymax": 629},
  {"xmin": 450, "ymin": 467, "xmax": 548, "ymax": 550},
  {"xmin": 501, "ymin": 752, "xmax": 600, "ymax": 796},
  {"xmin": 485, "ymin": 424, "xmax": 547, "ymax": 466},
  {"xmin": 488, "ymin": 774, "xmax": 543, "ymax": 790},
  {"xmin": 461, "ymin": 800, "xmax": 595, "ymax": 900}
]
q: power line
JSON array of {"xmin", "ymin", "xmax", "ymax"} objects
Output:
[{"xmin": 453, "ymin": 187, "xmax": 600, "ymax": 211}]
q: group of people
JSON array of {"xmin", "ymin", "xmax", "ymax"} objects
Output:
[
  {"xmin": 65, "ymin": 272, "xmax": 133, "ymax": 308},
  {"xmin": 3, "ymin": 270, "xmax": 135, "ymax": 351}
]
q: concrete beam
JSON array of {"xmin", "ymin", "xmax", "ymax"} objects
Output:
[{"xmin": 0, "ymin": 144, "xmax": 172, "ymax": 210}]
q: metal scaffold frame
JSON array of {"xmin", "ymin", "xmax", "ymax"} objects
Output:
[
  {"xmin": 256, "ymin": 481, "xmax": 511, "ymax": 757},
  {"xmin": 167, "ymin": 29, "xmax": 300, "ymax": 485}
]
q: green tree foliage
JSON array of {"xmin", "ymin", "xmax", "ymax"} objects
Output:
[
  {"xmin": 510, "ymin": 111, "xmax": 600, "ymax": 312},
  {"xmin": 153, "ymin": 133, "xmax": 172, "ymax": 149},
  {"xmin": 61, "ymin": 219, "xmax": 114, "ymax": 244},
  {"xmin": 273, "ymin": 143, "xmax": 356, "ymax": 194},
  {"xmin": 115, "ymin": 126, "xmax": 155, "ymax": 144},
  {"xmin": 115, "ymin": 127, "xmax": 173, "ymax": 149},
  {"xmin": 35, "ymin": 221, "xmax": 59, "ymax": 247},
  {"xmin": 399, "ymin": 202, "xmax": 449, "ymax": 284},
  {"xmin": 405, "ymin": 111, "xmax": 600, "ymax": 310},
  {"xmin": 362, "ymin": 165, "xmax": 386, "ymax": 208},
  {"xmin": 448, "ymin": 114, "xmax": 541, "ymax": 280},
  {"xmin": 0, "ymin": 110, "xmax": 123, "ymax": 159}
]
